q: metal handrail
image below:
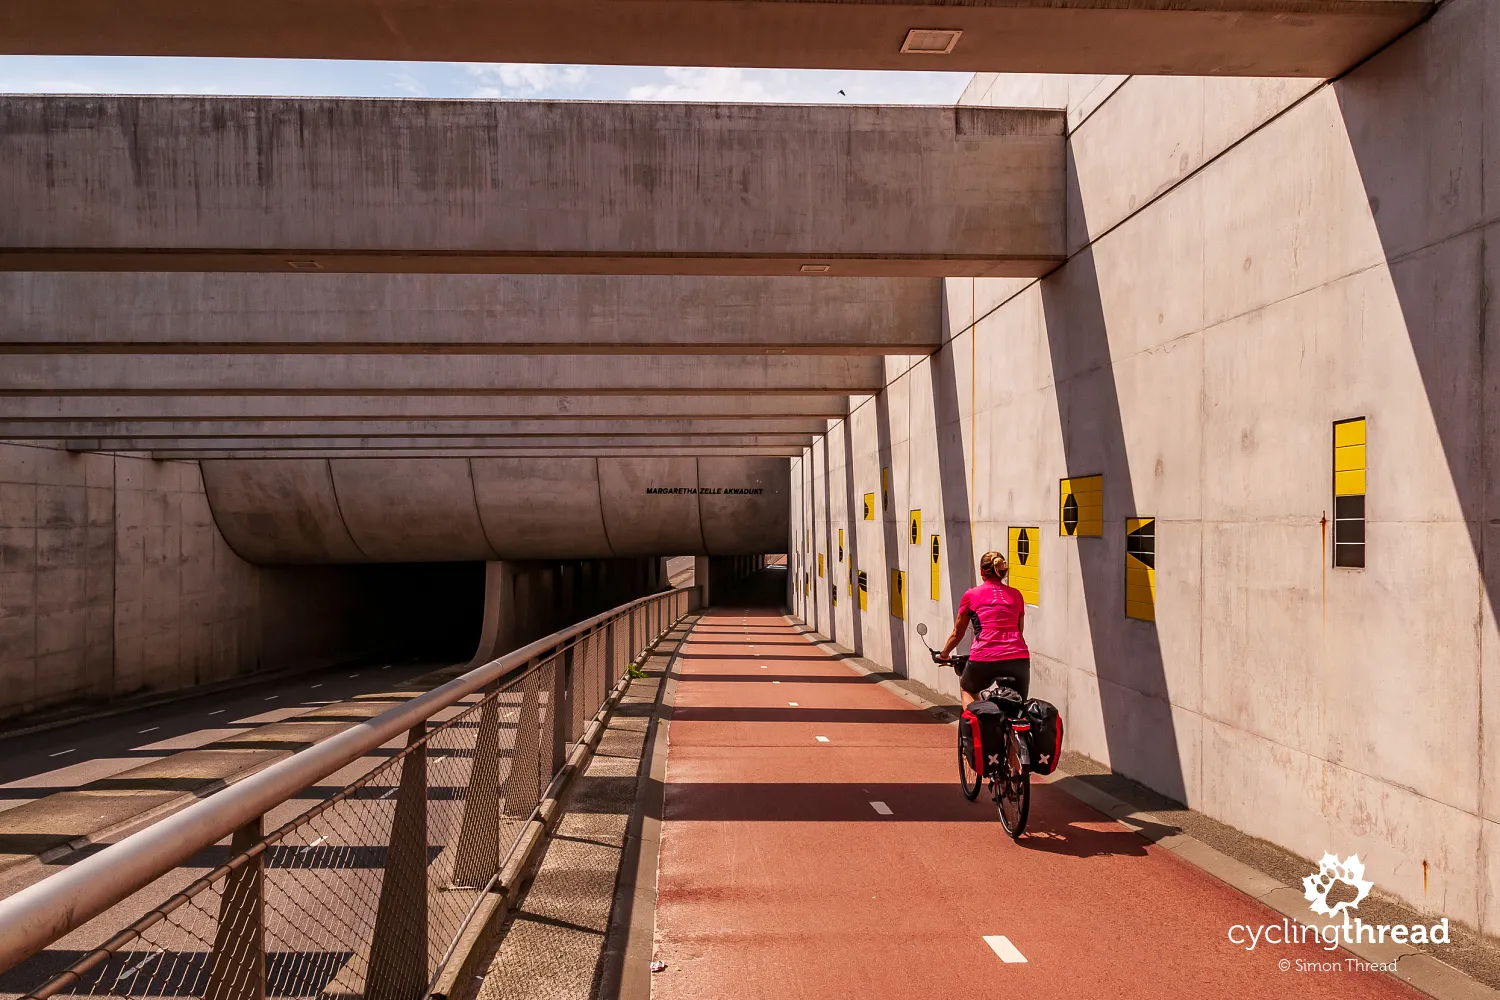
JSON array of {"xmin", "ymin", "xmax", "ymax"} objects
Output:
[{"xmin": 0, "ymin": 587, "xmax": 690, "ymax": 976}]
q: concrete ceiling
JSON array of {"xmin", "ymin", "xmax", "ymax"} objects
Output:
[{"xmin": 0, "ymin": 0, "xmax": 1431, "ymax": 76}]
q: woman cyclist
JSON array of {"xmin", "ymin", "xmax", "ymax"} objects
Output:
[{"xmin": 939, "ymin": 550, "xmax": 1030, "ymax": 706}]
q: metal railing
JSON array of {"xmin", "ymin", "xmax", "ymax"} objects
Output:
[{"xmin": 0, "ymin": 588, "xmax": 692, "ymax": 1000}]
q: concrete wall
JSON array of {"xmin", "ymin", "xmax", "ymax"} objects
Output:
[
  {"xmin": 0, "ymin": 441, "xmax": 482, "ymax": 721},
  {"xmin": 791, "ymin": 0, "xmax": 1499, "ymax": 933}
]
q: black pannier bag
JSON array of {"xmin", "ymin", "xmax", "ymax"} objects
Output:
[
  {"xmin": 962, "ymin": 700, "xmax": 1006, "ymax": 778},
  {"xmin": 1025, "ymin": 698, "xmax": 1064, "ymax": 775}
]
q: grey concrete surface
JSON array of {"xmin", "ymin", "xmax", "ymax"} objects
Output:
[
  {"xmin": 0, "ymin": 355, "xmax": 885, "ymax": 395},
  {"xmin": 0, "ymin": 99, "xmax": 1064, "ymax": 277},
  {"xmin": 789, "ymin": 0, "xmax": 1500, "ymax": 939},
  {"xmin": 0, "ymin": 395, "xmax": 852, "ymax": 422},
  {"xmin": 201, "ymin": 457, "xmax": 789, "ymax": 564},
  {"xmin": 0, "ymin": 1, "xmax": 1429, "ymax": 76},
  {"xmin": 0, "ymin": 273, "xmax": 940, "ymax": 353}
]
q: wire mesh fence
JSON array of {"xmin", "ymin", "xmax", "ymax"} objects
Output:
[{"xmin": 13, "ymin": 589, "xmax": 690, "ymax": 1000}]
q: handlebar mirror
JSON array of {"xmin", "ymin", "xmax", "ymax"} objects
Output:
[{"xmin": 915, "ymin": 623, "xmax": 928, "ymax": 636}]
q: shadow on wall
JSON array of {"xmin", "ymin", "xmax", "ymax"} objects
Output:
[
  {"xmin": 874, "ymin": 391, "xmax": 909, "ymax": 677},
  {"xmin": 930, "ymin": 332, "xmax": 977, "ymax": 606},
  {"xmin": 1336, "ymin": 22, "xmax": 1491, "ymax": 657},
  {"xmin": 839, "ymin": 419, "xmax": 862, "ymax": 652},
  {"xmin": 1035, "ymin": 153, "xmax": 1186, "ymax": 803}
]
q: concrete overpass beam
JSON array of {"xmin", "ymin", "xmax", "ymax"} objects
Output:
[
  {"xmin": 0, "ymin": 98, "xmax": 1064, "ymax": 277},
  {"xmin": 0, "ymin": 355, "xmax": 884, "ymax": 395},
  {"xmin": 0, "ymin": 273, "xmax": 941, "ymax": 353},
  {"xmin": 0, "ymin": 395, "xmax": 852, "ymax": 421},
  {"xmin": 0, "ymin": 419, "xmax": 833, "ymax": 440},
  {"xmin": 0, "ymin": 1, "xmax": 1430, "ymax": 76}
]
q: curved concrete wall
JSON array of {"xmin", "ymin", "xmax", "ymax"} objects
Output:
[{"xmin": 201, "ymin": 457, "xmax": 788, "ymax": 565}]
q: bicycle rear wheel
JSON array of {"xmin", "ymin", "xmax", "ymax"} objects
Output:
[{"xmin": 958, "ymin": 726, "xmax": 982, "ymax": 801}]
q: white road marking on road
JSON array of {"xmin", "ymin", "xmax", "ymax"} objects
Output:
[
  {"xmin": 265, "ymin": 696, "xmax": 278, "ymax": 701},
  {"xmin": 298, "ymin": 836, "xmax": 328, "ymax": 853},
  {"xmin": 760, "ymin": 665, "xmax": 768, "ymax": 669},
  {"xmin": 349, "ymin": 674, "xmax": 360, "ymax": 678},
  {"xmin": 208, "ymin": 709, "xmax": 225, "ymax": 715},
  {"xmin": 49, "ymin": 749, "xmax": 74, "ymax": 757},
  {"xmin": 815, "ymin": 736, "xmax": 830, "ymax": 743},
  {"xmin": 984, "ymin": 936, "xmax": 1027, "ymax": 963},
  {"xmin": 379, "ymin": 788, "xmax": 396, "ymax": 800},
  {"xmin": 788, "ymin": 702, "xmax": 799, "ymax": 707},
  {"xmin": 382, "ymin": 664, "xmax": 392, "ymax": 670},
  {"xmin": 772, "ymin": 681, "xmax": 781, "ymax": 684},
  {"xmin": 870, "ymin": 801, "xmax": 893, "ymax": 815},
  {"xmin": 138, "ymin": 727, "xmax": 159, "ymax": 734},
  {"xmin": 119, "ymin": 948, "xmax": 165, "ymax": 981},
  {"xmin": 311, "ymin": 683, "xmax": 323, "ymax": 689}
]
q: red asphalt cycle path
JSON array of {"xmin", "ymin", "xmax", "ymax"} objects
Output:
[{"xmin": 652, "ymin": 610, "xmax": 1421, "ymax": 1000}]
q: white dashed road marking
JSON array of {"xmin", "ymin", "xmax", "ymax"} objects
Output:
[
  {"xmin": 870, "ymin": 801, "xmax": 893, "ymax": 816},
  {"xmin": 138, "ymin": 727, "xmax": 159, "ymax": 734},
  {"xmin": 208, "ymin": 709, "xmax": 225, "ymax": 716},
  {"xmin": 788, "ymin": 702, "xmax": 799, "ymax": 707},
  {"xmin": 984, "ymin": 936, "xmax": 1027, "ymax": 963},
  {"xmin": 815, "ymin": 736, "xmax": 830, "ymax": 743},
  {"xmin": 265, "ymin": 696, "xmax": 278, "ymax": 701},
  {"xmin": 49, "ymin": 749, "xmax": 74, "ymax": 757}
]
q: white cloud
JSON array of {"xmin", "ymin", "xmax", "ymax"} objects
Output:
[
  {"xmin": 464, "ymin": 63, "xmax": 589, "ymax": 98},
  {"xmin": 0, "ymin": 77, "xmax": 93, "ymax": 93},
  {"xmin": 389, "ymin": 72, "xmax": 429, "ymax": 97},
  {"xmin": 626, "ymin": 67, "xmax": 790, "ymax": 102}
]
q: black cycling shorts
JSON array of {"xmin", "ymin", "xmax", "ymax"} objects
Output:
[{"xmin": 960, "ymin": 657, "xmax": 1030, "ymax": 701}]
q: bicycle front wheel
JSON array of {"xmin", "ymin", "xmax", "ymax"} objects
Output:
[
  {"xmin": 959, "ymin": 726, "xmax": 982, "ymax": 801},
  {"xmin": 997, "ymin": 772, "xmax": 1030, "ymax": 838},
  {"xmin": 995, "ymin": 730, "xmax": 1030, "ymax": 838}
]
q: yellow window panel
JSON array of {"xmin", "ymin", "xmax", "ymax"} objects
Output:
[
  {"xmin": 1334, "ymin": 418, "xmax": 1366, "ymax": 447},
  {"xmin": 881, "ymin": 467, "xmax": 891, "ymax": 512},
  {"xmin": 863, "ymin": 493, "xmax": 876, "ymax": 520},
  {"xmin": 831, "ymin": 584, "xmax": 838, "ymax": 606},
  {"xmin": 1334, "ymin": 469, "xmax": 1366, "ymax": 497},
  {"xmin": 838, "ymin": 528, "xmax": 845, "ymax": 561},
  {"xmin": 1060, "ymin": 475, "xmax": 1104, "ymax": 537},
  {"xmin": 909, "ymin": 510, "xmax": 922, "ymax": 544},
  {"xmin": 930, "ymin": 534, "xmax": 941, "ymax": 601},
  {"xmin": 857, "ymin": 571, "xmax": 868, "ymax": 611},
  {"xmin": 817, "ymin": 553, "xmax": 824, "ymax": 577},
  {"xmin": 1334, "ymin": 444, "xmax": 1366, "ymax": 472},
  {"xmin": 1125, "ymin": 517, "xmax": 1156, "ymax": 622},
  {"xmin": 890, "ymin": 569, "xmax": 906, "ymax": 620},
  {"xmin": 1007, "ymin": 526, "xmax": 1040, "ymax": 606}
]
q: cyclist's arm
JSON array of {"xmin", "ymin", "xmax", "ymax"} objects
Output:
[{"xmin": 940, "ymin": 603, "xmax": 969, "ymax": 660}]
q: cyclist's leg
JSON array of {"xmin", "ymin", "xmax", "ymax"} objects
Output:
[{"xmin": 959, "ymin": 659, "xmax": 1002, "ymax": 704}]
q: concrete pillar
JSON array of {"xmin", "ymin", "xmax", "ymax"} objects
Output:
[
  {"xmin": 467, "ymin": 561, "xmax": 519, "ymax": 668},
  {"xmin": 694, "ymin": 556, "xmax": 712, "ymax": 610}
]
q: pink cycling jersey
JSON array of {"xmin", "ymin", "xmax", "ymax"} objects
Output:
[{"xmin": 957, "ymin": 581, "xmax": 1029, "ymax": 661}]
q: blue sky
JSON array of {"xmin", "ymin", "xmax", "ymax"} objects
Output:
[{"xmin": 0, "ymin": 57, "xmax": 972, "ymax": 104}]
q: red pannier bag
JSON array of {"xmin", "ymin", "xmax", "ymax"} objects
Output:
[{"xmin": 1025, "ymin": 698, "xmax": 1064, "ymax": 775}]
